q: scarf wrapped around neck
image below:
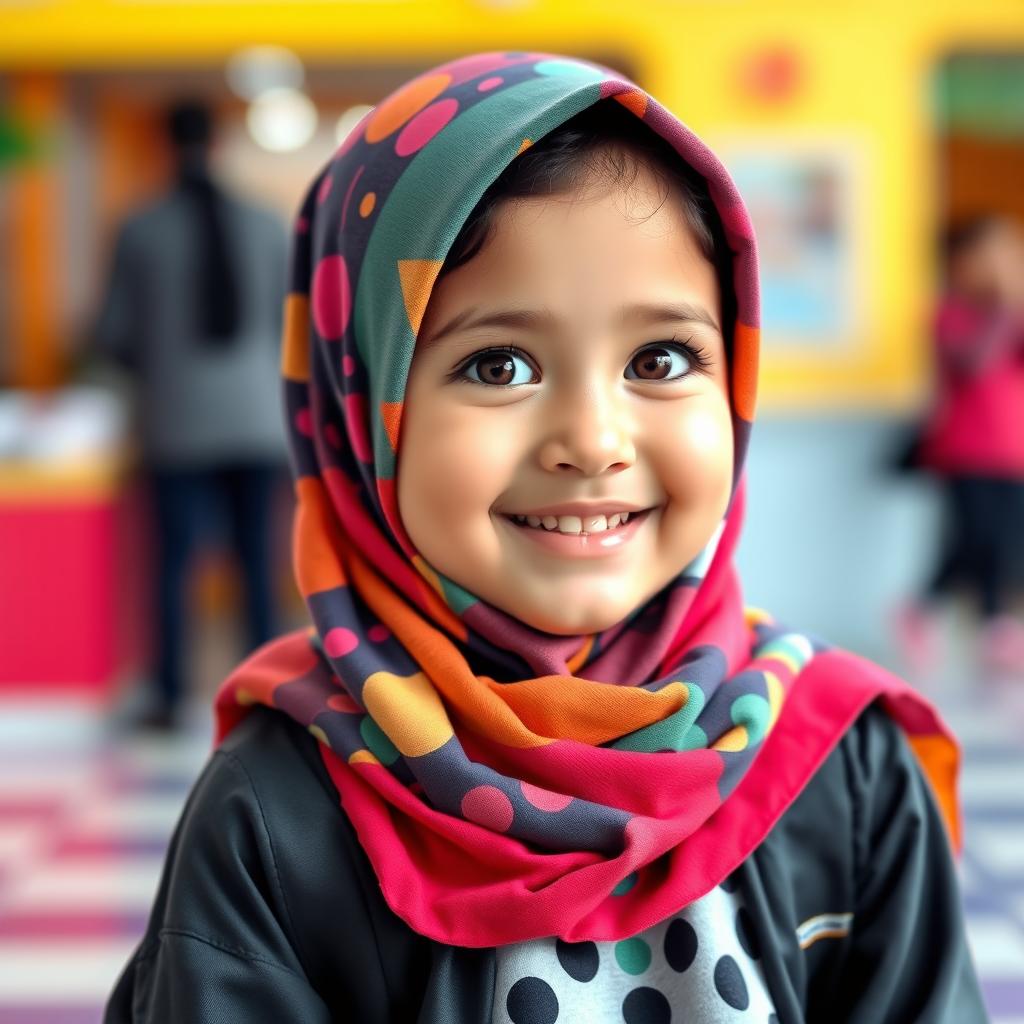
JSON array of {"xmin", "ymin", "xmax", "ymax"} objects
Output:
[{"xmin": 214, "ymin": 51, "xmax": 961, "ymax": 947}]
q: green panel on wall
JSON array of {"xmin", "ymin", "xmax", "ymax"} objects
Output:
[{"xmin": 936, "ymin": 53, "xmax": 1024, "ymax": 138}]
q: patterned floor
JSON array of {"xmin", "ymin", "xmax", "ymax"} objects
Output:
[{"xmin": 0, "ymin": 669, "xmax": 1021, "ymax": 1022}]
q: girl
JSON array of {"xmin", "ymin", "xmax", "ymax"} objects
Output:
[
  {"xmin": 898, "ymin": 215, "xmax": 1024, "ymax": 676},
  {"xmin": 106, "ymin": 52, "xmax": 986, "ymax": 1022}
]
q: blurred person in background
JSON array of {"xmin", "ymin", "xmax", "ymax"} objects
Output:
[
  {"xmin": 897, "ymin": 214, "xmax": 1024, "ymax": 677},
  {"xmin": 92, "ymin": 98, "xmax": 289, "ymax": 731}
]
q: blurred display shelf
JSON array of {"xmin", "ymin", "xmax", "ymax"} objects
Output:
[{"xmin": 0, "ymin": 386, "xmax": 147, "ymax": 696}]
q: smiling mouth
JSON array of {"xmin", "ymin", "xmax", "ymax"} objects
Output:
[{"xmin": 501, "ymin": 509, "xmax": 653, "ymax": 536}]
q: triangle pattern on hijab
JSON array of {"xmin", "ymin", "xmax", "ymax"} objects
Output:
[{"xmin": 214, "ymin": 51, "xmax": 960, "ymax": 948}]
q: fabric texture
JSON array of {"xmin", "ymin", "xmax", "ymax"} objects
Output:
[
  {"xmin": 212, "ymin": 50, "xmax": 962, "ymax": 947},
  {"xmin": 105, "ymin": 702, "xmax": 987, "ymax": 1022}
]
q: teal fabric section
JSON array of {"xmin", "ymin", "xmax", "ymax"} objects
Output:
[
  {"xmin": 436, "ymin": 573, "xmax": 479, "ymax": 616},
  {"xmin": 611, "ymin": 683, "xmax": 708, "ymax": 753},
  {"xmin": 758, "ymin": 635, "xmax": 812, "ymax": 666},
  {"xmin": 360, "ymin": 714, "xmax": 401, "ymax": 765},
  {"xmin": 731, "ymin": 693, "xmax": 771, "ymax": 747}
]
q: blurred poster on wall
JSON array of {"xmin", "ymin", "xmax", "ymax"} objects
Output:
[{"xmin": 719, "ymin": 139, "xmax": 865, "ymax": 350}]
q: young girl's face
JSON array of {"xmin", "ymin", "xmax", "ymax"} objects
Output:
[{"xmin": 398, "ymin": 159, "xmax": 733, "ymax": 636}]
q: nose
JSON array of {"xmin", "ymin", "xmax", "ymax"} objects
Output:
[{"xmin": 537, "ymin": 378, "xmax": 637, "ymax": 476}]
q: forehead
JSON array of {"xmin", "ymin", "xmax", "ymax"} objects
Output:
[
  {"xmin": 423, "ymin": 166, "xmax": 720, "ymax": 332},
  {"xmin": 499, "ymin": 161, "xmax": 705, "ymax": 257}
]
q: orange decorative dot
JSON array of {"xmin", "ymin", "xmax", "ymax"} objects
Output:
[
  {"xmin": 712, "ymin": 725, "xmax": 749, "ymax": 752},
  {"xmin": 380, "ymin": 401, "xmax": 402, "ymax": 452},
  {"xmin": 280, "ymin": 294, "xmax": 311, "ymax": 382},
  {"xmin": 294, "ymin": 477, "xmax": 349, "ymax": 596},
  {"xmin": 732, "ymin": 322, "xmax": 759, "ymax": 422},
  {"xmin": 614, "ymin": 91, "xmax": 648, "ymax": 118},
  {"xmin": 362, "ymin": 670, "xmax": 454, "ymax": 758},
  {"xmin": 359, "ymin": 192, "xmax": 376, "ymax": 217},
  {"xmin": 365, "ymin": 73, "xmax": 452, "ymax": 144},
  {"xmin": 350, "ymin": 749, "xmax": 382, "ymax": 766}
]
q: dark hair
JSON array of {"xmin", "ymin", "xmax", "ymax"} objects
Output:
[
  {"xmin": 164, "ymin": 99, "xmax": 240, "ymax": 345},
  {"xmin": 440, "ymin": 101, "xmax": 735, "ymax": 347},
  {"xmin": 166, "ymin": 99, "xmax": 213, "ymax": 151},
  {"xmin": 942, "ymin": 213, "xmax": 1004, "ymax": 262}
]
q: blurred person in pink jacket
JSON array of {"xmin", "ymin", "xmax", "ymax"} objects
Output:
[{"xmin": 899, "ymin": 214, "xmax": 1024, "ymax": 676}]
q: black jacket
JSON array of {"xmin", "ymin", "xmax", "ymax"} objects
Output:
[{"xmin": 104, "ymin": 700, "xmax": 988, "ymax": 1022}]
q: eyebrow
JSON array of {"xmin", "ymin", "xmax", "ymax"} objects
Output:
[{"xmin": 419, "ymin": 301, "xmax": 722, "ymax": 351}]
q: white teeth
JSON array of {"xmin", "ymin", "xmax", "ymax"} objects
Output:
[{"xmin": 510, "ymin": 511, "xmax": 637, "ymax": 535}]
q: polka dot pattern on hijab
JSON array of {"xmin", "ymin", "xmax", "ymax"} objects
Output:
[{"xmin": 214, "ymin": 50, "xmax": 961, "ymax": 948}]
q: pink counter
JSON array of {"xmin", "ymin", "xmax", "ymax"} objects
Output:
[{"xmin": 0, "ymin": 456, "xmax": 149, "ymax": 697}]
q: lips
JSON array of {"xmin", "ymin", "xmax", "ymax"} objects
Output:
[{"xmin": 498, "ymin": 506, "xmax": 655, "ymax": 558}]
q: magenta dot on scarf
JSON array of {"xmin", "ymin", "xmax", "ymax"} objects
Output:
[
  {"xmin": 311, "ymin": 254, "xmax": 351, "ymax": 340},
  {"xmin": 295, "ymin": 408, "xmax": 314, "ymax": 437},
  {"xmin": 521, "ymin": 781, "xmax": 573, "ymax": 812},
  {"xmin": 342, "ymin": 354, "xmax": 356, "ymax": 376},
  {"xmin": 368, "ymin": 623, "xmax": 391, "ymax": 643},
  {"xmin": 462, "ymin": 785, "xmax": 514, "ymax": 832},
  {"xmin": 324, "ymin": 423, "xmax": 342, "ymax": 449},
  {"xmin": 477, "ymin": 76, "xmax": 503, "ymax": 91},
  {"xmin": 324, "ymin": 627, "xmax": 358, "ymax": 658},
  {"xmin": 344, "ymin": 393, "xmax": 372, "ymax": 462},
  {"xmin": 395, "ymin": 98, "xmax": 459, "ymax": 158},
  {"xmin": 445, "ymin": 52, "xmax": 520, "ymax": 84},
  {"xmin": 317, "ymin": 174, "xmax": 333, "ymax": 204},
  {"xmin": 327, "ymin": 692, "xmax": 362, "ymax": 714}
]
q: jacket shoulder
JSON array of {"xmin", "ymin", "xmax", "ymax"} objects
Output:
[
  {"xmin": 105, "ymin": 705, "xmax": 410, "ymax": 1021},
  {"xmin": 214, "ymin": 705, "xmax": 433, "ymax": 1015},
  {"xmin": 774, "ymin": 695, "xmax": 928, "ymax": 873}
]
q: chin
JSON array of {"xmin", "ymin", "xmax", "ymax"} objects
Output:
[{"xmin": 515, "ymin": 605, "xmax": 632, "ymax": 637}]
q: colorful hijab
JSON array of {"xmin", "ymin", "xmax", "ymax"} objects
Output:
[{"xmin": 214, "ymin": 51, "xmax": 961, "ymax": 948}]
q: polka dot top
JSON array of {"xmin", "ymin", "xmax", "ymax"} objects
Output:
[{"xmin": 492, "ymin": 881, "xmax": 777, "ymax": 1024}]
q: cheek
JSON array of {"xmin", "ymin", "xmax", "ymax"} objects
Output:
[
  {"xmin": 398, "ymin": 399, "xmax": 512, "ymax": 530},
  {"xmin": 659, "ymin": 402, "xmax": 734, "ymax": 509}
]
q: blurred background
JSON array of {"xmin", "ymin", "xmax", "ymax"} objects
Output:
[{"xmin": 1, "ymin": 1, "xmax": 1023, "ymax": 1020}]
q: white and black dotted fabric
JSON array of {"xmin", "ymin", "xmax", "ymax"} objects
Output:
[{"xmin": 491, "ymin": 880, "xmax": 777, "ymax": 1024}]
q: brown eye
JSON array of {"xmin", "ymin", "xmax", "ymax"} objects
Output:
[
  {"xmin": 629, "ymin": 346, "xmax": 676, "ymax": 381},
  {"xmin": 459, "ymin": 348, "xmax": 536, "ymax": 387},
  {"xmin": 477, "ymin": 354, "xmax": 516, "ymax": 385}
]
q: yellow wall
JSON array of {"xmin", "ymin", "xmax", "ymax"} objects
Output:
[{"xmin": 3, "ymin": 0, "xmax": 1023, "ymax": 410}]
